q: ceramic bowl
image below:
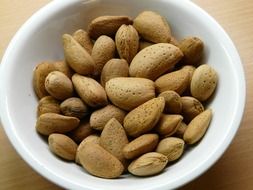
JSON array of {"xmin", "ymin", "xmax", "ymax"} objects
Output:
[{"xmin": 0, "ymin": 0, "xmax": 245, "ymax": 189}]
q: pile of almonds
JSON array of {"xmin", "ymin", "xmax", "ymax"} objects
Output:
[{"xmin": 33, "ymin": 11, "xmax": 218, "ymax": 178}]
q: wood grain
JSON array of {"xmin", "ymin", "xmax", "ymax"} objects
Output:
[{"xmin": 0, "ymin": 0, "xmax": 253, "ymax": 189}]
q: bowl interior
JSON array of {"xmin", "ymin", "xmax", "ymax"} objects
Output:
[{"xmin": 0, "ymin": 0, "xmax": 244, "ymax": 189}]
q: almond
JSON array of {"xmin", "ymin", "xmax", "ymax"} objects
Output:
[
  {"xmin": 123, "ymin": 97, "xmax": 165, "ymax": 137},
  {"xmin": 60, "ymin": 97, "xmax": 89, "ymax": 119},
  {"xmin": 73, "ymin": 29, "xmax": 93, "ymax": 54},
  {"xmin": 72, "ymin": 74, "xmax": 108, "ymax": 107},
  {"xmin": 115, "ymin": 24, "xmax": 139, "ymax": 63},
  {"xmin": 68, "ymin": 119, "xmax": 94, "ymax": 144},
  {"xmin": 79, "ymin": 143, "xmax": 124, "ymax": 178},
  {"xmin": 156, "ymin": 137, "xmax": 184, "ymax": 162},
  {"xmin": 155, "ymin": 68, "xmax": 190, "ymax": 94},
  {"xmin": 100, "ymin": 118, "xmax": 129, "ymax": 167},
  {"xmin": 128, "ymin": 152, "xmax": 168, "ymax": 176},
  {"xmin": 133, "ymin": 11, "xmax": 171, "ymax": 43},
  {"xmin": 62, "ymin": 34, "xmax": 94, "ymax": 75},
  {"xmin": 190, "ymin": 64, "xmax": 218, "ymax": 101},
  {"xmin": 90, "ymin": 104, "xmax": 126, "ymax": 131},
  {"xmin": 48, "ymin": 133, "xmax": 78, "ymax": 161},
  {"xmin": 183, "ymin": 109, "xmax": 212, "ymax": 144},
  {"xmin": 100, "ymin": 58, "xmax": 129, "ymax": 87},
  {"xmin": 45, "ymin": 71, "xmax": 74, "ymax": 100},
  {"xmin": 155, "ymin": 114, "xmax": 183, "ymax": 137},
  {"xmin": 88, "ymin": 15, "xmax": 133, "ymax": 39},
  {"xmin": 105, "ymin": 77, "xmax": 155, "ymax": 111},
  {"xmin": 75, "ymin": 135, "xmax": 100, "ymax": 164},
  {"xmin": 91, "ymin": 35, "xmax": 115, "ymax": 75},
  {"xmin": 158, "ymin": 90, "xmax": 182, "ymax": 114},
  {"xmin": 181, "ymin": 96, "xmax": 204, "ymax": 123},
  {"xmin": 37, "ymin": 96, "xmax": 60, "ymax": 116},
  {"xmin": 170, "ymin": 36, "xmax": 179, "ymax": 47},
  {"xmin": 179, "ymin": 36, "xmax": 204, "ymax": 65},
  {"xmin": 33, "ymin": 61, "xmax": 56, "ymax": 99},
  {"xmin": 36, "ymin": 113, "xmax": 80, "ymax": 135},
  {"xmin": 175, "ymin": 121, "xmax": 188, "ymax": 138},
  {"xmin": 123, "ymin": 134, "xmax": 159, "ymax": 159},
  {"xmin": 129, "ymin": 43, "xmax": 183, "ymax": 80},
  {"xmin": 53, "ymin": 61, "xmax": 74, "ymax": 78}
]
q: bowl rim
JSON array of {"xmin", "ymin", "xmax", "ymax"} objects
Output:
[{"xmin": 0, "ymin": 0, "xmax": 246, "ymax": 189}]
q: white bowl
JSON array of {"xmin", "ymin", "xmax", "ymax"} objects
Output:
[{"xmin": 0, "ymin": 0, "xmax": 246, "ymax": 189}]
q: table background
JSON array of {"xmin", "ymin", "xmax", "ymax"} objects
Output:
[{"xmin": 0, "ymin": 0, "xmax": 253, "ymax": 189}]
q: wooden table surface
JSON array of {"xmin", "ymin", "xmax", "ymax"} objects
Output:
[{"xmin": 1, "ymin": 0, "xmax": 253, "ymax": 189}]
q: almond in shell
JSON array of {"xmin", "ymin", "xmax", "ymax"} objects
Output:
[
  {"xmin": 48, "ymin": 133, "xmax": 78, "ymax": 161},
  {"xmin": 91, "ymin": 35, "xmax": 116, "ymax": 75},
  {"xmin": 156, "ymin": 137, "xmax": 184, "ymax": 162},
  {"xmin": 123, "ymin": 133, "xmax": 159, "ymax": 159},
  {"xmin": 190, "ymin": 64, "xmax": 218, "ymax": 101},
  {"xmin": 37, "ymin": 96, "xmax": 60, "ymax": 116},
  {"xmin": 158, "ymin": 90, "xmax": 182, "ymax": 114},
  {"xmin": 62, "ymin": 34, "xmax": 94, "ymax": 75},
  {"xmin": 73, "ymin": 29, "xmax": 93, "ymax": 54},
  {"xmin": 155, "ymin": 68, "xmax": 190, "ymax": 94},
  {"xmin": 100, "ymin": 58, "xmax": 129, "ymax": 87},
  {"xmin": 183, "ymin": 109, "xmax": 212, "ymax": 144},
  {"xmin": 88, "ymin": 15, "xmax": 132, "ymax": 39},
  {"xmin": 129, "ymin": 43, "xmax": 183, "ymax": 80},
  {"xmin": 36, "ymin": 113, "xmax": 80, "ymax": 135},
  {"xmin": 133, "ymin": 11, "xmax": 171, "ymax": 43},
  {"xmin": 115, "ymin": 24, "xmax": 139, "ymax": 63},
  {"xmin": 105, "ymin": 77, "xmax": 155, "ymax": 111},
  {"xmin": 128, "ymin": 152, "xmax": 168, "ymax": 176},
  {"xmin": 72, "ymin": 74, "xmax": 108, "ymax": 108},
  {"xmin": 79, "ymin": 143, "xmax": 124, "ymax": 178},
  {"xmin": 123, "ymin": 97, "xmax": 165, "ymax": 137},
  {"xmin": 90, "ymin": 104, "xmax": 126, "ymax": 131}
]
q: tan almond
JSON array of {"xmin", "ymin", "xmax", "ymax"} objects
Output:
[
  {"xmin": 179, "ymin": 36, "xmax": 204, "ymax": 65},
  {"xmin": 123, "ymin": 134, "xmax": 159, "ymax": 159},
  {"xmin": 128, "ymin": 152, "xmax": 168, "ymax": 176},
  {"xmin": 156, "ymin": 137, "xmax": 184, "ymax": 162},
  {"xmin": 73, "ymin": 29, "xmax": 93, "ymax": 54},
  {"xmin": 36, "ymin": 113, "xmax": 80, "ymax": 135},
  {"xmin": 105, "ymin": 77, "xmax": 155, "ymax": 111},
  {"xmin": 45, "ymin": 71, "xmax": 74, "ymax": 100},
  {"xmin": 129, "ymin": 43, "xmax": 183, "ymax": 80},
  {"xmin": 139, "ymin": 41, "xmax": 154, "ymax": 51},
  {"xmin": 115, "ymin": 24, "xmax": 139, "ymax": 63},
  {"xmin": 181, "ymin": 96, "xmax": 204, "ymax": 123},
  {"xmin": 88, "ymin": 15, "xmax": 133, "ymax": 39},
  {"xmin": 100, "ymin": 118, "xmax": 129, "ymax": 167},
  {"xmin": 62, "ymin": 34, "xmax": 94, "ymax": 75},
  {"xmin": 37, "ymin": 96, "xmax": 60, "ymax": 116},
  {"xmin": 100, "ymin": 58, "xmax": 129, "ymax": 87},
  {"xmin": 72, "ymin": 74, "xmax": 108, "ymax": 108},
  {"xmin": 175, "ymin": 121, "xmax": 188, "ymax": 138},
  {"xmin": 133, "ymin": 11, "xmax": 171, "ymax": 43},
  {"xmin": 33, "ymin": 61, "xmax": 56, "ymax": 99},
  {"xmin": 155, "ymin": 114, "xmax": 183, "ymax": 137},
  {"xmin": 158, "ymin": 90, "xmax": 182, "ymax": 114},
  {"xmin": 75, "ymin": 134, "xmax": 100, "ymax": 164},
  {"xmin": 90, "ymin": 104, "xmax": 126, "ymax": 131},
  {"xmin": 68, "ymin": 119, "xmax": 94, "ymax": 144},
  {"xmin": 79, "ymin": 143, "xmax": 124, "ymax": 178},
  {"xmin": 183, "ymin": 109, "xmax": 212, "ymax": 144},
  {"xmin": 123, "ymin": 97, "xmax": 165, "ymax": 137},
  {"xmin": 53, "ymin": 61, "xmax": 74, "ymax": 78},
  {"xmin": 48, "ymin": 133, "xmax": 78, "ymax": 161},
  {"xmin": 91, "ymin": 35, "xmax": 116, "ymax": 75},
  {"xmin": 155, "ymin": 68, "xmax": 190, "ymax": 95},
  {"xmin": 60, "ymin": 97, "xmax": 89, "ymax": 119},
  {"xmin": 190, "ymin": 64, "xmax": 218, "ymax": 101}
]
